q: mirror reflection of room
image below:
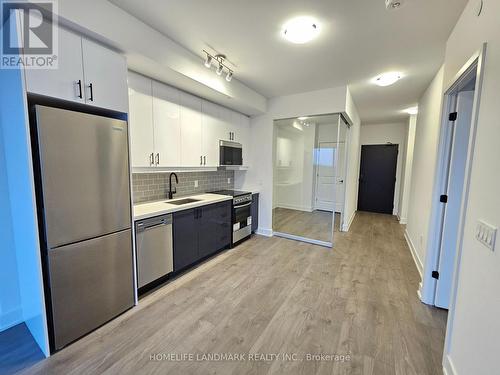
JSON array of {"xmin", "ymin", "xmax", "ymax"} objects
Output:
[{"xmin": 273, "ymin": 114, "xmax": 348, "ymax": 245}]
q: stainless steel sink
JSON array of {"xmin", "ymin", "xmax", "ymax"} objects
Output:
[{"xmin": 167, "ymin": 198, "xmax": 201, "ymax": 205}]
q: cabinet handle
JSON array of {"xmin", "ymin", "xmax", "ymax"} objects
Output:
[
  {"xmin": 203, "ymin": 156, "xmax": 206, "ymax": 165},
  {"xmin": 149, "ymin": 153, "xmax": 154, "ymax": 166},
  {"xmin": 200, "ymin": 155, "xmax": 203, "ymax": 165},
  {"xmin": 156, "ymin": 153, "xmax": 160, "ymax": 165},
  {"xmin": 88, "ymin": 83, "xmax": 94, "ymax": 101},
  {"xmin": 76, "ymin": 79, "xmax": 82, "ymax": 98}
]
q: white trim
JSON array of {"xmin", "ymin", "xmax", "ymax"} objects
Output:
[
  {"xmin": 342, "ymin": 210, "xmax": 356, "ymax": 232},
  {"xmin": 399, "ymin": 216, "xmax": 408, "ymax": 225},
  {"xmin": 443, "ymin": 43, "xmax": 487, "ymax": 357},
  {"xmin": 255, "ymin": 228, "xmax": 273, "ymax": 237},
  {"xmin": 404, "ymin": 229, "xmax": 423, "ymax": 279},
  {"xmin": 443, "ymin": 354, "xmax": 458, "ymax": 375},
  {"xmin": 273, "ymin": 231, "xmax": 332, "ymax": 248},
  {"xmin": 274, "ymin": 203, "xmax": 313, "ymax": 212},
  {"xmin": 0, "ymin": 307, "xmax": 24, "ymax": 332}
]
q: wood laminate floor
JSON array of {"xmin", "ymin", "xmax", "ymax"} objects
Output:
[
  {"xmin": 20, "ymin": 212, "xmax": 447, "ymax": 375},
  {"xmin": 273, "ymin": 208, "xmax": 341, "ymax": 242}
]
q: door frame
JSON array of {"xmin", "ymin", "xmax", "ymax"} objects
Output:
[{"xmin": 418, "ymin": 45, "xmax": 486, "ymax": 355}]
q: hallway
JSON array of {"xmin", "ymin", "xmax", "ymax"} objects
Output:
[{"xmin": 20, "ymin": 212, "xmax": 447, "ymax": 375}]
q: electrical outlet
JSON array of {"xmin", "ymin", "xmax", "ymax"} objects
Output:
[
  {"xmin": 194, "ymin": 180, "xmax": 198, "ymax": 188},
  {"xmin": 475, "ymin": 220, "xmax": 497, "ymax": 251},
  {"xmin": 227, "ymin": 178, "xmax": 231, "ymax": 184}
]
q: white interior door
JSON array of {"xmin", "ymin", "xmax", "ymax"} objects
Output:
[
  {"xmin": 314, "ymin": 142, "xmax": 336, "ymax": 211},
  {"xmin": 435, "ymin": 90, "xmax": 474, "ymax": 308}
]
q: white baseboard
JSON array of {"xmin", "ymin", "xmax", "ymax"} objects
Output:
[
  {"xmin": 256, "ymin": 228, "xmax": 273, "ymax": 237},
  {"xmin": 342, "ymin": 211, "xmax": 356, "ymax": 232},
  {"xmin": 443, "ymin": 354, "xmax": 457, "ymax": 375},
  {"xmin": 0, "ymin": 307, "xmax": 23, "ymax": 333},
  {"xmin": 404, "ymin": 229, "xmax": 423, "ymax": 279},
  {"xmin": 399, "ymin": 217, "xmax": 408, "ymax": 225},
  {"xmin": 275, "ymin": 203, "xmax": 313, "ymax": 212}
]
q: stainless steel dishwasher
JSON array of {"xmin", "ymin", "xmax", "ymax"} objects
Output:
[{"xmin": 135, "ymin": 214, "xmax": 173, "ymax": 289}]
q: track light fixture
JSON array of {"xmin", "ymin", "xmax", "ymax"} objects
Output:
[
  {"xmin": 204, "ymin": 54, "xmax": 212, "ymax": 68},
  {"xmin": 203, "ymin": 50, "xmax": 234, "ymax": 82}
]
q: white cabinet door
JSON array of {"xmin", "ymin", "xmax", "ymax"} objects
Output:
[
  {"xmin": 81, "ymin": 38, "xmax": 128, "ymax": 113},
  {"xmin": 235, "ymin": 112, "xmax": 250, "ymax": 166},
  {"xmin": 152, "ymin": 81, "xmax": 181, "ymax": 167},
  {"xmin": 25, "ymin": 26, "xmax": 85, "ymax": 104},
  {"xmin": 220, "ymin": 107, "xmax": 235, "ymax": 141},
  {"xmin": 128, "ymin": 72, "xmax": 154, "ymax": 168},
  {"xmin": 180, "ymin": 92, "xmax": 203, "ymax": 166},
  {"xmin": 201, "ymin": 100, "xmax": 225, "ymax": 167}
]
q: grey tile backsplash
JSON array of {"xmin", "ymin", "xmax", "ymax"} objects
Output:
[{"xmin": 132, "ymin": 170, "xmax": 234, "ymax": 203}]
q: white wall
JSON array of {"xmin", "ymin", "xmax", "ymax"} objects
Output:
[
  {"xmin": 398, "ymin": 115, "xmax": 417, "ymax": 224},
  {"xmin": 405, "ymin": 66, "xmax": 444, "ymax": 275},
  {"xmin": 359, "ymin": 122, "xmax": 408, "ymax": 216},
  {"xmin": 440, "ymin": 1, "xmax": 500, "ymax": 374},
  {"xmin": 274, "ymin": 124, "xmax": 316, "ymax": 211},
  {"xmin": 235, "ymin": 86, "xmax": 361, "ymax": 235}
]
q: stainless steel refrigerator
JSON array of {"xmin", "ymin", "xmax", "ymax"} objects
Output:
[{"xmin": 32, "ymin": 105, "xmax": 134, "ymax": 351}]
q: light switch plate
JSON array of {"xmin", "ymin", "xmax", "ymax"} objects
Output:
[
  {"xmin": 194, "ymin": 180, "xmax": 198, "ymax": 188},
  {"xmin": 475, "ymin": 220, "xmax": 497, "ymax": 251}
]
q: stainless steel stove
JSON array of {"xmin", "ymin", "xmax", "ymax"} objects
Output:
[{"xmin": 211, "ymin": 190, "xmax": 253, "ymax": 245}]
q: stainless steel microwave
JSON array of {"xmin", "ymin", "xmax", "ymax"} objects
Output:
[{"xmin": 219, "ymin": 140, "xmax": 243, "ymax": 166}]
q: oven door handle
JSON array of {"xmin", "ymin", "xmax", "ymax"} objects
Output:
[{"xmin": 234, "ymin": 202, "xmax": 252, "ymax": 209}]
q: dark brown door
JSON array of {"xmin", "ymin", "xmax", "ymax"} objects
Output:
[{"xmin": 358, "ymin": 144, "xmax": 398, "ymax": 214}]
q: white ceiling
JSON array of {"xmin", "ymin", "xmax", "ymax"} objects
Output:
[{"xmin": 109, "ymin": 0, "xmax": 467, "ymax": 123}]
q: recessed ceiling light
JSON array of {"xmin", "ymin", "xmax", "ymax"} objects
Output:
[
  {"xmin": 404, "ymin": 106, "xmax": 418, "ymax": 115},
  {"xmin": 282, "ymin": 17, "xmax": 320, "ymax": 44},
  {"xmin": 298, "ymin": 116, "xmax": 308, "ymax": 120},
  {"xmin": 373, "ymin": 71, "xmax": 402, "ymax": 86}
]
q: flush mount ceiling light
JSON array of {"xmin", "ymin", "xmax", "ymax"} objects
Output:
[
  {"xmin": 203, "ymin": 51, "xmax": 235, "ymax": 82},
  {"xmin": 404, "ymin": 106, "xmax": 418, "ymax": 115},
  {"xmin": 373, "ymin": 71, "xmax": 402, "ymax": 86},
  {"xmin": 282, "ymin": 16, "xmax": 320, "ymax": 44}
]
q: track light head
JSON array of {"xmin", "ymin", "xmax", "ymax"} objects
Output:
[
  {"xmin": 216, "ymin": 64, "xmax": 223, "ymax": 75},
  {"xmin": 204, "ymin": 54, "xmax": 212, "ymax": 68},
  {"xmin": 226, "ymin": 70, "xmax": 233, "ymax": 82}
]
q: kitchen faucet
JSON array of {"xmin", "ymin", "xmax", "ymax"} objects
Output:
[{"xmin": 168, "ymin": 172, "xmax": 179, "ymax": 199}]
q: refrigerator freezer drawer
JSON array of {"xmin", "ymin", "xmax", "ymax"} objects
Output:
[{"xmin": 48, "ymin": 229, "xmax": 134, "ymax": 350}]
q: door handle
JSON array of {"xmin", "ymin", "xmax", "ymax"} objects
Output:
[
  {"xmin": 76, "ymin": 79, "xmax": 83, "ymax": 98},
  {"xmin": 156, "ymin": 153, "xmax": 160, "ymax": 165},
  {"xmin": 203, "ymin": 156, "xmax": 206, "ymax": 165},
  {"xmin": 150, "ymin": 153, "xmax": 154, "ymax": 166},
  {"xmin": 200, "ymin": 155, "xmax": 203, "ymax": 165},
  {"xmin": 88, "ymin": 83, "xmax": 94, "ymax": 101}
]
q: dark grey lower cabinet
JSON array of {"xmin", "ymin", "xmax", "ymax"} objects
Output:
[
  {"xmin": 251, "ymin": 193, "xmax": 259, "ymax": 233},
  {"xmin": 173, "ymin": 201, "xmax": 231, "ymax": 272}
]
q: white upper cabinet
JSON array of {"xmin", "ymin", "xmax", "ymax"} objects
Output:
[
  {"xmin": 201, "ymin": 100, "xmax": 224, "ymax": 167},
  {"xmin": 128, "ymin": 76, "xmax": 250, "ymax": 169},
  {"xmin": 128, "ymin": 72, "xmax": 154, "ymax": 168},
  {"xmin": 180, "ymin": 92, "xmax": 203, "ymax": 167},
  {"xmin": 24, "ymin": 22, "xmax": 128, "ymax": 113},
  {"xmin": 152, "ymin": 81, "xmax": 181, "ymax": 167},
  {"xmin": 81, "ymin": 39, "xmax": 128, "ymax": 113},
  {"xmin": 25, "ymin": 27, "xmax": 85, "ymax": 104}
]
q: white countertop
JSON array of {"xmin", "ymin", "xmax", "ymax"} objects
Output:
[{"xmin": 133, "ymin": 193, "xmax": 233, "ymax": 221}]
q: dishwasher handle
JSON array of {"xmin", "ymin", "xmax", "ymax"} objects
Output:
[{"xmin": 136, "ymin": 215, "xmax": 172, "ymax": 232}]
